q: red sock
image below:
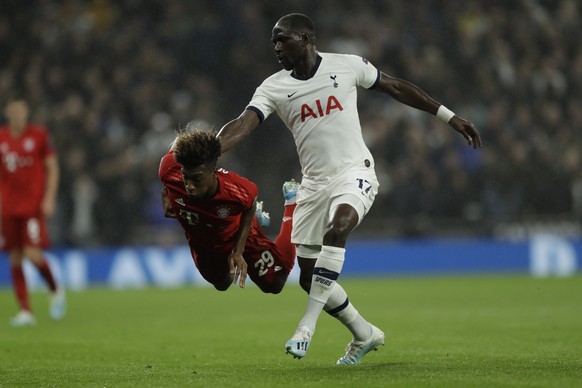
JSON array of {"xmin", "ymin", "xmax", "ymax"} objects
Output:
[
  {"xmin": 11, "ymin": 266, "xmax": 31, "ymax": 312},
  {"xmin": 274, "ymin": 203, "xmax": 296, "ymax": 269},
  {"xmin": 37, "ymin": 260, "xmax": 58, "ymax": 292}
]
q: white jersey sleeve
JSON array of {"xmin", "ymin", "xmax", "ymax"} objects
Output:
[
  {"xmin": 246, "ymin": 80, "xmax": 278, "ymax": 123},
  {"xmin": 341, "ymin": 54, "xmax": 379, "ymax": 89}
]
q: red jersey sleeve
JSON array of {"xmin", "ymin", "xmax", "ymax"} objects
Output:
[
  {"xmin": 158, "ymin": 151, "xmax": 178, "ymax": 183},
  {"xmin": 217, "ymin": 169, "xmax": 258, "ymax": 211}
]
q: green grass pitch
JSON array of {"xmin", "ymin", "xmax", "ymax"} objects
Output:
[{"xmin": 1, "ymin": 275, "xmax": 581, "ymax": 387}]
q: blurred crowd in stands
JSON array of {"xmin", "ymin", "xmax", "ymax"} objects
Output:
[{"xmin": 1, "ymin": 0, "xmax": 581, "ymax": 246}]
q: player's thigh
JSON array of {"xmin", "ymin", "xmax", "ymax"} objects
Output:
[
  {"xmin": 2, "ymin": 215, "xmax": 24, "ymax": 250},
  {"xmin": 192, "ymin": 249, "xmax": 232, "ymax": 286},
  {"xmin": 292, "ymin": 168, "xmax": 379, "ymax": 246},
  {"xmin": 245, "ymin": 243, "xmax": 290, "ymax": 286},
  {"xmin": 329, "ymin": 167, "xmax": 379, "ymax": 226},
  {"xmin": 1, "ymin": 215, "xmax": 49, "ymax": 250}
]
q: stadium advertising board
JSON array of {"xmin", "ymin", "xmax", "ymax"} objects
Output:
[{"xmin": 0, "ymin": 236, "xmax": 580, "ymax": 290}]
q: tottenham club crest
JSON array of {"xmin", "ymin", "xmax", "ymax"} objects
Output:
[
  {"xmin": 216, "ymin": 206, "xmax": 230, "ymax": 218},
  {"xmin": 330, "ymin": 74, "xmax": 338, "ymax": 88}
]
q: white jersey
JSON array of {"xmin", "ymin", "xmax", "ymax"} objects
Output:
[{"xmin": 247, "ymin": 52, "xmax": 380, "ymax": 182}]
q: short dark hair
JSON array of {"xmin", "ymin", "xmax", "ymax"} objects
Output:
[
  {"xmin": 172, "ymin": 128, "xmax": 221, "ymax": 169},
  {"xmin": 279, "ymin": 13, "xmax": 316, "ymax": 37},
  {"xmin": 5, "ymin": 91, "xmax": 27, "ymax": 106}
]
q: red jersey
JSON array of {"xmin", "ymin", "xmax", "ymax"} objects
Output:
[
  {"xmin": 0, "ymin": 124, "xmax": 56, "ymax": 216},
  {"xmin": 159, "ymin": 151, "xmax": 262, "ymax": 253}
]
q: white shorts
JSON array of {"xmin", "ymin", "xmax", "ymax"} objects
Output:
[{"xmin": 291, "ymin": 165, "xmax": 379, "ymax": 249}]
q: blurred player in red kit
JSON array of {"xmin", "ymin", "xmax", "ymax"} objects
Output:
[
  {"xmin": 0, "ymin": 94, "xmax": 66, "ymax": 326},
  {"xmin": 158, "ymin": 128, "xmax": 298, "ymax": 292}
]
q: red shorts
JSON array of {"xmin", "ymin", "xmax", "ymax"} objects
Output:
[
  {"xmin": 1, "ymin": 214, "xmax": 50, "ymax": 250},
  {"xmin": 191, "ymin": 232, "xmax": 294, "ymax": 288}
]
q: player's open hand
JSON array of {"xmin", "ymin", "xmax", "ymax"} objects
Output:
[
  {"xmin": 228, "ymin": 250, "xmax": 248, "ymax": 288},
  {"xmin": 450, "ymin": 116, "xmax": 482, "ymax": 149},
  {"xmin": 41, "ymin": 197, "xmax": 56, "ymax": 218}
]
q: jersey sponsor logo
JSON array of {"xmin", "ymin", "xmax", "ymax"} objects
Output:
[
  {"xmin": 178, "ymin": 209, "xmax": 200, "ymax": 225},
  {"xmin": 175, "ymin": 198, "xmax": 185, "ymax": 206},
  {"xmin": 1, "ymin": 151, "xmax": 34, "ymax": 172},
  {"xmin": 300, "ymin": 96, "xmax": 343, "ymax": 122},
  {"xmin": 287, "ymin": 91, "xmax": 298, "ymax": 98},
  {"xmin": 216, "ymin": 206, "xmax": 230, "ymax": 218}
]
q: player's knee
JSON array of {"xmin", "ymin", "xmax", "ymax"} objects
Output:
[
  {"xmin": 258, "ymin": 278, "xmax": 285, "ymax": 294},
  {"xmin": 8, "ymin": 250, "xmax": 25, "ymax": 265},
  {"xmin": 322, "ymin": 225, "xmax": 350, "ymax": 246},
  {"xmin": 23, "ymin": 247, "xmax": 43, "ymax": 264},
  {"xmin": 267, "ymin": 285, "xmax": 284, "ymax": 295},
  {"xmin": 212, "ymin": 280, "xmax": 232, "ymax": 291}
]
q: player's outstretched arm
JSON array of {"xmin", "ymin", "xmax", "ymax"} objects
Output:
[
  {"xmin": 228, "ymin": 200, "xmax": 257, "ymax": 288},
  {"xmin": 374, "ymin": 72, "xmax": 482, "ymax": 149},
  {"xmin": 216, "ymin": 110, "xmax": 261, "ymax": 153}
]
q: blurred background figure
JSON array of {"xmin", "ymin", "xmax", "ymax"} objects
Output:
[
  {"xmin": 1, "ymin": 0, "xmax": 580, "ymax": 246},
  {"xmin": 0, "ymin": 94, "xmax": 66, "ymax": 326}
]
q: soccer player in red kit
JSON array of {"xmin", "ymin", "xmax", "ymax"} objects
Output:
[
  {"xmin": 0, "ymin": 94, "xmax": 66, "ymax": 326},
  {"xmin": 158, "ymin": 129, "xmax": 297, "ymax": 292}
]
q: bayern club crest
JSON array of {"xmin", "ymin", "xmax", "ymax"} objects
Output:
[
  {"xmin": 216, "ymin": 206, "xmax": 230, "ymax": 218},
  {"xmin": 23, "ymin": 138, "xmax": 35, "ymax": 151}
]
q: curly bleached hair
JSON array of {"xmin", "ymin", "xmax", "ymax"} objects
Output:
[{"xmin": 172, "ymin": 127, "xmax": 222, "ymax": 169}]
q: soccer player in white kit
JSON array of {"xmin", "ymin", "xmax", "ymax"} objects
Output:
[{"xmin": 218, "ymin": 13, "xmax": 482, "ymax": 364}]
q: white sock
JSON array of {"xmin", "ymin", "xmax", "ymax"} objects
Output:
[
  {"xmin": 297, "ymin": 245, "xmax": 345, "ymax": 332},
  {"xmin": 325, "ymin": 282, "xmax": 372, "ymax": 341}
]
